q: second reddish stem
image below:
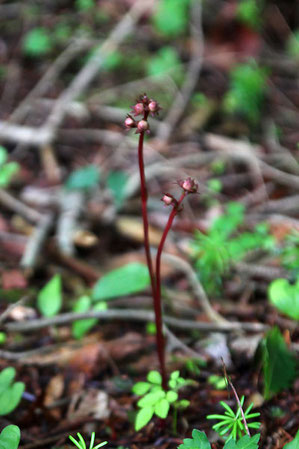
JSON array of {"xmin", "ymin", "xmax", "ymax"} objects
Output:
[{"xmin": 155, "ymin": 191, "xmax": 186, "ymax": 390}]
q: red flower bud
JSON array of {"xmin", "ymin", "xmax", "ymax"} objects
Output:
[
  {"xmin": 136, "ymin": 119, "xmax": 150, "ymax": 134},
  {"xmin": 178, "ymin": 177, "xmax": 198, "ymax": 194},
  {"xmin": 124, "ymin": 114, "xmax": 137, "ymax": 129},
  {"xmin": 132, "ymin": 102, "xmax": 144, "ymax": 116}
]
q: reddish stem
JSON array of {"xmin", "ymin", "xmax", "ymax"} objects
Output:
[
  {"xmin": 155, "ymin": 191, "xmax": 186, "ymax": 390},
  {"xmin": 137, "ymin": 121, "xmax": 156, "ymax": 298}
]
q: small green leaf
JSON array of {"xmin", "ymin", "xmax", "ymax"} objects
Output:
[
  {"xmin": 0, "ymin": 368, "xmax": 25, "ymax": 416},
  {"xmin": 135, "ymin": 406, "xmax": 154, "ymax": 431},
  {"xmin": 92, "ymin": 263, "xmax": 150, "ymax": 301},
  {"xmin": 137, "ymin": 390, "xmax": 165, "ymax": 407},
  {"xmin": 107, "ymin": 170, "xmax": 128, "ymax": 208},
  {"xmin": 0, "ymin": 425, "xmax": 20, "ymax": 449},
  {"xmin": 261, "ymin": 327, "xmax": 296, "ymax": 399},
  {"xmin": 65, "ymin": 165, "xmax": 100, "ymax": 191},
  {"xmin": 0, "ymin": 146, "xmax": 7, "ymax": 165},
  {"xmin": 178, "ymin": 429, "xmax": 211, "ymax": 449},
  {"xmin": 147, "ymin": 370, "xmax": 162, "ymax": 385},
  {"xmin": 154, "ymin": 398, "xmax": 170, "ymax": 418},
  {"xmin": 146, "ymin": 47, "xmax": 182, "ymax": 79},
  {"xmin": 152, "ymin": 0, "xmax": 190, "ymax": 37},
  {"xmin": 268, "ymin": 278, "xmax": 299, "ymax": 321},
  {"xmin": 72, "ymin": 296, "xmax": 107, "ymax": 339},
  {"xmin": 0, "ymin": 160, "xmax": 19, "ymax": 187},
  {"xmin": 166, "ymin": 390, "xmax": 178, "ymax": 403},
  {"xmin": 284, "ymin": 430, "xmax": 299, "ymax": 449},
  {"xmin": 37, "ymin": 274, "xmax": 62, "ymax": 317},
  {"xmin": 132, "ymin": 382, "xmax": 151, "ymax": 396},
  {"xmin": 23, "ymin": 27, "xmax": 52, "ymax": 57}
]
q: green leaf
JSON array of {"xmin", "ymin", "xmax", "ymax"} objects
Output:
[
  {"xmin": 92, "ymin": 263, "xmax": 150, "ymax": 301},
  {"xmin": 178, "ymin": 429, "xmax": 211, "ymax": 449},
  {"xmin": 75, "ymin": 0, "xmax": 94, "ymax": 11},
  {"xmin": 235, "ymin": 434, "xmax": 260, "ymax": 449},
  {"xmin": 0, "ymin": 368, "xmax": 25, "ymax": 416},
  {"xmin": 23, "ymin": 27, "xmax": 52, "ymax": 57},
  {"xmin": 137, "ymin": 390, "xmax": 165, "ymax": 407},
  {"xmin": 107, "ymin": 170, "xmax": 128, "ymax": 208},
  {"xmin": 166, "ymin": 391, "xmax": 178, "ymax": 403},
  {"xmin": 0, "ymin": 146, "xmax": 7, "ymax": 165},
  {"xmin": 146, "ymin": 47, "xmax": 182, "ymax": 78},
  {"xmin": 223, "ymin": 61, "xmax": 268, "ymax": 123},
  {"xmin": 0, "ymin": 162, "xmax": 19, "ymax": 187},
  {"xmin": 0, "ymin": 425, "xmax": 20, "ymax": 449},
  {"xmin": 268, "ymin": 278, "xmax": 299, "ymax": 321},
  {"xmin": 284, "ymin": 430, "xmax": 299, "ymax": 449},
  {"xmin": 37, "ymin": 274, "xmax": 62, "ymax": 317},
  {"xmin": 135, "ymin": 406, "xmax": 154, "ymax": 431},
  {"xmin": 147, "ymin": 370, "xmax": 162, "ymax": 385},
  {"xmin": 154, "ymin": 398, "xmax": 170, "ymax": 418},
  {"xmin": 132, "ymin": 382, "xmax": 151, "ymax": 396},
  {"xmin": 152, "ymin": 0, "xmax": 190, "ymax": 37},
  {"xmin": 72, "ymin": 296, "xmax": 107, "ymax": 339},
  {"xmin": 262, "ymin": 327, "xmax": 297, "ymax": 399},
  {"xmin": 65, "ymin": 165, "xmax": 100, "ymax": 191}
]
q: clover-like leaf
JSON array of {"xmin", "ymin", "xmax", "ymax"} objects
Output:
[
  {"xmin": 178, "ymin": 429, "xmax": 211, "ymax": 449},
  {"xmin": 154, "ymin": 398, "xmax": 170, "ymax": 418},
  {"xmin": 268, "ymin": 278, "xmax": 299, "ymax": 321},
  {"xmin": 0, "ymin": 425, "xmax": 20, "ymax": 449},
  {"xmin": 0, "ymin": 368, "xmax": 25, "ymax": 416},
  {"xmin": 132, "ymin": 382, "xmax": 151, "ymax": 396},
  {"xmin": 147, "ymin": 370, "xmax": 162, "ymax": 385}
]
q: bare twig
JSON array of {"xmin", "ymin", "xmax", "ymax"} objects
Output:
[
  {"xmin": 57, "ymin": 191, "xmax": 85, "ymax": 255},
  {"xmin": 2, "ymin": 308, "xmax": 268, "ymax": 334},
  {"xmin": 0, "ymin": 188, "xmax": 42, "ymax": 223},
  {"xmin": 20, "ymin": 213, "xmax": 54, "ymax": 268},
  {"xmin": 9, "ymin": 38, "xmax": 92, "ymax": 123}
]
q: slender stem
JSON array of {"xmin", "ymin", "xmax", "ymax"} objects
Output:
[
  {"xmin": 222, "ymin": 359, "xmax": 251, "ymax": 437},
  {"xmin": 155, "ymin": 191, "xmax": 186, "ymax": 390},
  {"xmin": 137, "ymin": 122, "xmax": 156, "ymax": 296}
]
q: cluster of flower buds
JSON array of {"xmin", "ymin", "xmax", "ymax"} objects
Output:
[
  {"xmin": 178, "ymin": 177, "xmax": 198, "ymax": 194},
  {"xmin": 124, "ymin": 93, "xmax": 161, "ymax": 134},
  {"xmin": 161, "ymin": 178, "xmax": 198, "ymax": 208}
]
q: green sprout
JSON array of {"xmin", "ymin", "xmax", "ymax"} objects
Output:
[
  {"xmin": 207, "ymin": 396, "xmax": 260, "ymax": 440},
  {"xmin": 69, "ymin": 432, "xmax": 107, "ymax": 449},
  {"xmin": 132, "ymin": 370, "xmax": 192, "ymax": 431}
]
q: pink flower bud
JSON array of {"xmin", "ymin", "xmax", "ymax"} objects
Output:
[
  {"xmin": 161, "ymin": 193, "xmax": 177, "ymax": 207},
  {"xmin": 148, "ymin": 100, "xmax": 160, "ymax": 115},
  {"xmin": 178, "ymin": 177, "xmax": 198, "ymax": 194},
  {"xmin": 136, "ymin": 119, "xmax": 149, "ymax": 134},
  {"xmin": 132, "ymin": 102, "xmax": 144, "ymax": 116},
  {"xmin": 124, "ymin": 114, "xmax": 137, "ymax": 129}
]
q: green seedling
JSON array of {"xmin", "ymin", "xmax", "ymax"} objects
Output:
[
  {"xmin": 37, "ymin": 274, "xmax": 62, "ymax": 317},
  {"xmin": 22, "ymin": 27, "xmax": 53, "ymax": 57},
  {"xmin": 223, "ymin": 61, "xmax": 268, "ymax": 123},
  {"xmin": 178, "ymin": 429, "xmax": 260, "ymax": 449},
  {"xmin": 0, "ymin": 367, "xmax": 25, "ymax": 416},
  {"xmin": 207, "ymin": 396, "xmax": 260, "ymax": 440},
  {"xmin": 69, "ymin": 432, "xmax": 107, "ymax": 449},
  {"xmin": 132, "ymin": 370, "xmax": 191, "ymax": 431},
  {"xmin": 0, "ymin": 425, "xmax": 21, "ymax": 449},
  {"xmin": 191, "ymin": 202, "xmax": 274, "ymax": 293}
]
